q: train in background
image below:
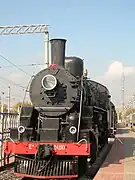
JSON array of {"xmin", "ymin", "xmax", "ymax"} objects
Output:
[{"xmin": 4, "ymin": 38, "xmax": 117, "ymax": 179}]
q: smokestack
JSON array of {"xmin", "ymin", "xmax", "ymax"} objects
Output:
[{"xmin": 50, "ymin": 38, "xmax": 66, "ymax": 68}]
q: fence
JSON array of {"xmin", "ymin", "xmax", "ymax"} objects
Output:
[{"xmin": 0, "ymin": 112, "xmax": 19, "ymax": 166}]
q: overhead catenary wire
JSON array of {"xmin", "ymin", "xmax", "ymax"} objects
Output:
[
  {"xmin": 0, "ymin": 54, "xmax": 38, "ymax": 105},
  {"xmin": 0, "ymin": 54, "xmax": 31, "ymax": 76},
  {"xmin": 0, "ymin": 75, "xmax": 26, "ymax": 89},
  {"xmin": 0, "ymin": 24, "xmax": 49, "ymax": 108},
  {"xmin": 0, "ymin": 53, "xmax": 40, "ymax": 89},
  {"xmin": 0, "ymin": 63, "xmax": 46, "ymax": 68}
]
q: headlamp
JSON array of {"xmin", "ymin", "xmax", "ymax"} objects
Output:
[
  {"xmin": 69, "ymin": 126, "xmax": 77, "ymax": 135},
  {"xmin": 41, "ymin": 74, "xmax": 57, "ymax": 91},
  {"xmin": 18, "ymin": 126, "xmax": 25, "ymax": 134}
]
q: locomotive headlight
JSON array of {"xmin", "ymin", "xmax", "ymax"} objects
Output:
[
  {"xmin": 69, "ymin": 126, "xmax": 77, "ymax": 135},
  {"xmin": 18, "ymin": 126, "xmax": 25, "ymax": 134},
  {"xmin": 41, "ymin": 74, "xmax": 57, "ymax": 91}
]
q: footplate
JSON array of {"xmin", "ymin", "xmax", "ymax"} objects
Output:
[{"xmin": 14, "ymin": 157, "xmax": 78, "ymax": 179}]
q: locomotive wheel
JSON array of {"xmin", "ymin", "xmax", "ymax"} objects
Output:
[
  {"xmin": 90, "ymin": 131, "xmax": 98, "ymax": 164},
  {"xmin": 78, "ymin": 131, "xmax": 98, "ymax": 179}
]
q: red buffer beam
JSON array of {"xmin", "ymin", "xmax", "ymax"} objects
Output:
[{"xmin": 4, "ymin": 142, "xmax": 90, "ymax": 156}]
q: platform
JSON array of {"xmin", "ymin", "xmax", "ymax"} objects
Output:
[{"xmin": 94, "ymin": 128, "xmax": 135, "ymax": 180}]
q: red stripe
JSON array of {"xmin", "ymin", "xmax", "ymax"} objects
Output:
[{"xmin": 14, "ymin": 173, "xmax": 78, "ymax": 179}]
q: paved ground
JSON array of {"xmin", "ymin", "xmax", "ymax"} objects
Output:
[{"xmin": 94, "ymin": 128, "xmax": 135, "ymax": 180}]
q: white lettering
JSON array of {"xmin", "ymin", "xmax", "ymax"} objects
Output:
[
  {"xmin": 28, "ymin": 144, "xmax": 34, "ymax": 149},
  {"xmin": 54, "ymin": 145, "xmax": 66, "ymax": 151}
]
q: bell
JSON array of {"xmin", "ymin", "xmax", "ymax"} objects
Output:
[{"xmin": 84, "ymin": 69, "xmax": 88, "ymax": 76}]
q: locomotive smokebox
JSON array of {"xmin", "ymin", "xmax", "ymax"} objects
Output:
[{"xmin": 50, "ymin": 38, "xmax": 67, "ymax": 68}]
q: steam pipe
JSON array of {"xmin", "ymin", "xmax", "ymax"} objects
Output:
[{"xmin": 50, "ymin": 38, "xmax": 66, "ymax": 68}]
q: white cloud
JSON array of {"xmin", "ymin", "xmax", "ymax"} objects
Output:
[
  {"xmin": 100, "ymin": 61, "xmax": 135, "ymax": 80},
  {"xmin": 96, "ymin": 61, "xmax": 135, "ymax": 107}
]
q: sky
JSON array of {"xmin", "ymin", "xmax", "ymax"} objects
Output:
[{"xmin": 0, "ymin": 0, "xmax": 135, "ymax": 107}]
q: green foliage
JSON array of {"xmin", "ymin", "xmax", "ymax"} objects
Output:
[
  {"xmin": 124, "ymin": 108, "xmax": 135, "ymax": 117},
  {"xmin": 118, "ymin": 111, "xmax": 122, "ymax": 120},
  {"xmin": 11, "ymin": 101, "xmax": 32, "ymax": 113},
  {"xmin": 0, "ymin": 101, "xmax": 32, "ymax": 113},
  {"xmin": 117, "ymin": 108, "xmax": 135, "ymax": 119},
  {"xmin": 0, "ymin": 104, "xmax": 8, "ymax": 112}
]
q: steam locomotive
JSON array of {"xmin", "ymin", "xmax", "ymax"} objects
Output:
[{"xmin": 4, "ymin": 38, "xmax": 117, "ymax": 179}]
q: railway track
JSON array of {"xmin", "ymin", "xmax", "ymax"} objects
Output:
[{"xmin": 0, "ymin": 139, "xmax": 114, "ymax": 180}]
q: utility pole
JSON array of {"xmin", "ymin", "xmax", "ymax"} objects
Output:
[
  {"xmin": 122, "ymin": 65, "xmax": 125, "ymax": 123},
  {"xmin": 7, "ymin": 86, "xmax": 11, "ymax": 114},
  {"xmin": 0, "ymin": 24, "xmax": 49, "ymax": 68},
  {"xmin": 1, "ymin": 92, "xmax": 4, "ymax": 114},
  {"xmin": 7, "ymin": 86, "xmax": 11, "ymax": 128},
  {"xmin": 0, "ymin": 92, "xmax": 4, "ymax": 131}
]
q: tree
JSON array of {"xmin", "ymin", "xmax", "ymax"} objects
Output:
[
  {"xmin": 0, "ymin": 104, "xmax": 8, "ymax": 112},
  {"xmin": 11, "ymin": 101, "xmax": 32, "ymax": 113},
  {"xmin": 118, "ymin": 112, "xmax": 122, "ymax": 120},
  {"xmin": 124, "ymin": 108, "xmax": 135, "ymax": 117}
]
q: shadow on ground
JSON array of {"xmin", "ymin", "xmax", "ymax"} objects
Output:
[
  {"xmin": 102, "ymin": 128, "xmax": 135, "ymax": 168},
  {"xmin": 117, "ymin": 128, "xmax": 130, "ymax": 134}
]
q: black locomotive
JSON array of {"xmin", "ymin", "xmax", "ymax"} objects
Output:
[{"xmin": 4, "ymin": 38, "xmax": 117, "ymax": 179}]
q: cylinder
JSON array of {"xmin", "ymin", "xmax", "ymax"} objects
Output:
[{"xmin": 50, "ymin": 38, "xmax": 67, "ymax": 68}]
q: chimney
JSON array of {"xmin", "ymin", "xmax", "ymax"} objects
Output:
[{"xmin": 50, "ymin": 38, "xmax": 66, "ymax": 68}]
